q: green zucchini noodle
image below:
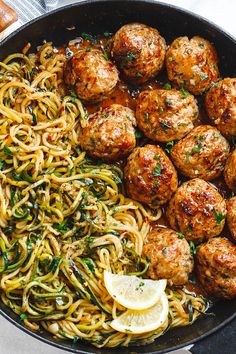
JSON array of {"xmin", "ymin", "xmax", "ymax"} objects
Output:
[{"xmin": 0, "ymin": 42, "xmax": 207, "ymax": 347}]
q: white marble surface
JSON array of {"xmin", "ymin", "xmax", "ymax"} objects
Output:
[{"xmin": 0, "ymin": 1, "xmax": 236, "ymax": 354}]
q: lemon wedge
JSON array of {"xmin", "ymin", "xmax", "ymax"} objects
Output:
[
  {"xmin": 110, "ymin": 293, "xmax": 169, "ymax": 334},
  {"xmin": 104, "ymin": 271, "xmax": 167, "ymax": 310}
]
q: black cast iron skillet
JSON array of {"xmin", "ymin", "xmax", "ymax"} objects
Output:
[{"xmin": 0, "ymin": 1, "xmax": 236, "ymax": 353}]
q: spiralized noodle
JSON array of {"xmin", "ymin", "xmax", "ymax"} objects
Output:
[{"xmin": 0, "ymin": 42, "xmax": 207, "ymax": 347}]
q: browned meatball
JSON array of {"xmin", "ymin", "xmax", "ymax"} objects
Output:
[
  {"xmin": 79, "ymin": 104, "xmax": 136, "ymax": 162},
  {"xmin": 124, "ymin": 144, "xmax": 178, "ymax": 208},
  {"xmin": 170, "ymin": 125, "xmax": 230, "ymax": 181},
  {"xmin": 166, "ymin": 178, "xmax": 227, "ymax": 244},
  {"xmin": 142, "ymin": 227, "xmax": 193, "ymax": 285},
  {"xmin": 64, "ymin": 48, "xmax": 119, "ymax": 102},
  {"xmin": 196, "ymin": 237, "xmax": 236, "ymax": 299},
  {"xmin": 136, "ymin": 89, "xmax": 198, "ymax": 142},
  {"xmin": 111, "ymin": 23, "xmax": 166, "ymax": 83},
  {"xmin": 166, "ymin": 36, "xmax": 219, "ymax": 95},
  {"xmin": 205, "ymin": 78, "xmax": 236, "ymax": 138},
  {"xmin": 227, "ymin": 197, "xmax": 236, "ymax": 241},
  {"xmin": 224, "ymin": 148, "xmax": 236, "ymax": 191}
]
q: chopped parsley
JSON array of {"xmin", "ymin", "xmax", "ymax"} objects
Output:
[
  {"xmin": 81, "ymin": 32, "xmax": 98, "ymax": 44},
  {"xmin": 214, "ymin": 211, "xmax": 226, "ymax": 225},
  {"xmin": 165, "ymin": 141, "xmax": 174, "ymax": 154},
  {"xmin": 145, "ymin": 112, "xmax": 149, "ymax": 122},
  {"xmin": 153, "ymin": 162, "xmax": 162, "ymax": 176},
  {"xmin": 126, "ymin": 53, "xmax": 136, "ymax": 61},
  {"xmin": 103, "ymin": 31, "xmax": 113, "ymax": 37},
  {"xmin": 201, "ymin": 74, "xmax": 209, "ymax": 81},
  {"xmin": 163, "ymin": 83, "xmax": 172, "ymax": 89},
  {"xmin": 154, "ymin": 155, "xmax": 160, "ymax": 160},
  {"xmin": 135, "ymin": 129, "xmax": 143, "ymax": 138},
  {"xmin": 20, "ymin": 313, "xmax": 28, "ymax": 321},
  {"xmin": 178, "ymin": 232, "xmax": 185, "ymax": 239},
  {"xmin": 164, "ymin": 98, "xmax": 172, "ymax": 106},
  {"xmin": 180, "ymin": 86, "xmax": 190, "ymax": 99},
  {"xmin": 102, "ymin": 51, "xmax": 109, "ymax": 60},
  {"xmin": 189, "ymin": 241, "xmax": 196, "ymax": 256},
  {"xmin": 168, "ymin": 56, "xmax": 173, "ymax": 62},
  {"xmin": 192, "ymin": 142, "xmax": 202, "ymax": 154},
  {"xmin": 136, "ymin": 72, "xmax": 143, "ymax": 78}
]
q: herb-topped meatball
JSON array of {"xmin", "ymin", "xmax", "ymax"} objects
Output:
[
  {"xmin": 170, "ymin": 125, "xmax": 230, "ymax": 181},
  {"xmin": 205, "ymin": 78, "xmax": 236, "ymax": 138},
  {"xmin": 136, "ymin": 89, "xmax": 198, "ymax": 142},
  {"xmin": 227, "ymin": 197, "xmax": 236, "ymax": 241},
  {"xmin": 142, "ymin": 227, "xmax": 193, "ymax": 285},
  {"xmin": 124, "ymin": 144, "xmax": 178, "ymax": 208},
  {"xmin": 111, "ymin": 23, "xmax": 166, "ymax": 83},
  {"xmin": 196, "ymin": 237, "xmax": 236, "ymax": 299},
  {"xmin": 166, "ymin": 178, "xmax": 227, "ymax": 244},
  {"xmin": 224, "ymin": 148, "xmax": 236, "ymax": 191},
  {"xmin": 79, "ymin": 104, "xmax": 136, "ymax": 162},
  {"xmin": 64, "ymin": 48, "xmax": 119, "ymax": 102},
  {"xmin": 166, "ymin": 36, "xmax": 219, "ymax": 95}
]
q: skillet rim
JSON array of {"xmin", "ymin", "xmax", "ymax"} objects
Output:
[{"xmin": 0, "ymin": 1, "xmax": 236, "ymax": 353}]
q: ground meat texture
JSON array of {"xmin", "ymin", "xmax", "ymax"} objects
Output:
[
  {"xmin": 227, "ymin": 197, "xmax": 236, "ymax": 241},
  {"xmin": 79, "ymin": 104, "xmax": 136, "ymax": 162},
  {"xmin": 124, "ymin": 144, "xmax": 178, "ymax": 208},
  {"xmin": 224, "ymin": 148, "xmax": 236, "ymax": 192},
  {"xmin": 136, "ymin": 89, "xmax": 198, "ymax": 142},
  {"xmin": 205, "ymin": 78, "xmax": 236, "ymax": 138},
  {"xmin": 142, "ymin": 227, "xmax": 193, "ymax": 285},
  {"xmin": 166, "ymin": 178, "xmax": 227, "ymax": 244},
  {"xmin": 111, "ymin": 23, "xmax": 166, "ymax": 84},
  {"xmin": 64, "ymin": 48, "xmax": 119, "ymax": 103},
  {"xmin": 170, "ymin": 125, "xmax": 230, "ymax": 181},
  {"xmin": 166, "ymin": 36, "xmax": 219, "ymax": 95},
  {"xmin": 196, "ymin": 237, "xmax": 236, "ymax": 299}
]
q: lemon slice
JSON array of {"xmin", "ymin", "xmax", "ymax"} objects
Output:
[
  {"xmin": 104, "ymin": 271, "xmax": 167, "ymax": 310},
  {"xmin": 110, "ymin": 293, "xmax": 169, "ymax": 334}
]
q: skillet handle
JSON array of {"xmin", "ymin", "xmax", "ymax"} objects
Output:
[{"xmin": 0, "ymin": 0, "xmax": 18, "ymax": 33}]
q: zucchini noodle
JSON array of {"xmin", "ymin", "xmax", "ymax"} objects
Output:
[{"xmin": 0, "ymin": 42, "xmax": 207, "ymax": 348}]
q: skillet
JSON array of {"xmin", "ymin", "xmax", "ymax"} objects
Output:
[{"xmin": 0, "ymin": 1, "xmax": 236, "ymax": 353}]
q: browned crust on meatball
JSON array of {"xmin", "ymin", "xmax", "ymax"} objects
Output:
[
  {"xmin": 124, "ymin": 144, "xmax": 178, "ymax": 207},
  {"xmin": 205, "ymin": 78, "xmax": 236, "ymax": 138},
  {"xmin": 227, "ymin": 197, "xmax": 236, "ymax": 241},
  {"xmin": 170, "ymin": 125, "xmax": 230, "ymax": 181},
  {"xmin": 143, "ymin": 227, "xmax": 193, "ymax": 285},
  {"xmin": 166, "ymin": 36, "xmax": 219, "ymax": 95},
  {"xmin": 224, "ymin": 148, "xmax": 236, "ymax": 191},
  {"xmin": 111, "ymin": 23, "xmax": 166, "ymax": 83},
  {"xmin": 196, "ymin": 237, "xmax": 236, "ymax": 299},
  {"xmin": 64, "ymin": 48, "xmax": 119, "ymax": 103},
  {"xmin": 79, "ymin": 104, "xmax": 136, "ymax": 162},
  {"xmin": 136, "ymin": 89, "xmax": 198, "ymax": 142},
  {"xmin": 166, "ymin": 178, "xmax": 227, "ymax": 244}
]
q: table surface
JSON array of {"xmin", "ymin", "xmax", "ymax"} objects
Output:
[{"xmin": 0, "ymin": 1, "xmax": 236, "ymax": 354}]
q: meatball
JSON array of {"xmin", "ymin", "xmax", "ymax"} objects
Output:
[
  {"xmin": 64, "ymin": 48, "xmax": 119, "ymax": 102},
  {"xmin": 205, "ymin": 78, "xmax": 236, "ymax": 138},
  {"xmin": 142, "ymin": 227, "xmax": 193, "ymax": 285},
  {"xmin": 166, "ymin": 36, "xmax": 219, "ymax": 95},
  {"xmin": 196, "ymin": 237, "xmax": 236, "ymax": 299},
  {"xmin": 227, "ymin": 197, "xmax": 236, "ymax": 241},
  {"xmin": 124, "ymin": 144, "xmax": 178, "ymax": 208},
  {"xmin": 170, "ymin": 125, "xmax": 230, "ymax": 180},
  {"xmin": 166, "ymin": 178, "xmax": 227, "ymax": 244},
  {"xmin": 136, "ymin": 89, "xmax": 198, "ymax": 142},
  {"xmin": 224, "ymin": 148, "xmax": 236, "ymax": 191},
  {"xmin": 111, "ymin": 23, "xmax": 166, "ymax": 83},
  {"xmin": 79, "ymin": 104, "xmax": 136, "ymax": 162}
]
